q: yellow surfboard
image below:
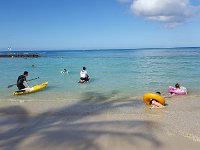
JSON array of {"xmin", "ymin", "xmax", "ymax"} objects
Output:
[{"xmin": 14, "ymin": 82, "xmax": 48, "ymax": 95}]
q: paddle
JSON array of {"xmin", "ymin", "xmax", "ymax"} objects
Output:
[{"xmin": 7, "ymin": 77, "xmax": 39, "ymax": 88}]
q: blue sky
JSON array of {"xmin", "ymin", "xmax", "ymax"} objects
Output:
[{"xmin": 0, "ymin": 0, "xmax": 200, "ymax": 50}]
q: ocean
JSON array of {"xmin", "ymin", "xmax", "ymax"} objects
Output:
[{"xmin": 0, "ymin": 48, "xmax": 200, "ymax": 101}]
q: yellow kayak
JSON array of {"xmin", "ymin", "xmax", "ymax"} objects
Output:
[{"xmin": 13, "ymin": 82, "xmax": 48, "ymax": 95}]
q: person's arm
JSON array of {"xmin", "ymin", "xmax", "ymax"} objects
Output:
[
  {"xmin": 80, "ymin": 71, "xmax": 82, "ymax": 77},
  {"xmin": 23, "ymin": 81, "xmax": 30, "ymax": 88},
  {"xmin": 23, "ymin": 77, "xmax": 30, "ymax": 88},
  {"xmin": 85, "ymin": 71, "xmax": 88, "ymax": 77},
  {"xmin": 151, "ymin": 100, "xmax": 165, "ymax": 108}
]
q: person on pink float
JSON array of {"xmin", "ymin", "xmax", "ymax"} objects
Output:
[{"xmin": 168, "ymin": 83, "xmax": 187, "ymax": 96}]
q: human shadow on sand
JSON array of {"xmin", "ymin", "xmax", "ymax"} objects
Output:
[{"xmin": 0, "ymin": 91, "xmax": 163, "ymax": 150}]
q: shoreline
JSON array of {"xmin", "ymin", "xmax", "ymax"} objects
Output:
[{"xmin": 0, "ymin": 96, "xmax": 200, "ymax": 150}]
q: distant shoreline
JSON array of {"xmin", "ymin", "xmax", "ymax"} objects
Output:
[{"xmin": 0, "ymin": 53, "xmax": 40, "ymax": 58}]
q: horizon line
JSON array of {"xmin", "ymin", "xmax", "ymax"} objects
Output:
[{"xmin": 0, "ymin": 46, "xmax": 200, "ymax": 52}]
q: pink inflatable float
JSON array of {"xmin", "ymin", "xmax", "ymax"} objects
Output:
[{"xmin": 168, "ymin": 86, "xmax": 187, "ymax": 95}]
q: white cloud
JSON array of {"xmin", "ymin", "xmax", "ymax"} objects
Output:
[{"xmin": 130, "ymin": 0, "xmax": 200, "ymax": 27}]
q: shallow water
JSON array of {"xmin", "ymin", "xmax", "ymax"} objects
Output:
[{"xmin": 0, "ymin": 48, "xmax": 200, "ymax": 101}]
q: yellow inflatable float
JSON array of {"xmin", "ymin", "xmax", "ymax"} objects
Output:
[{"xmin": 143, "ymin": 93, "xmax": 165, "ymax": 105}]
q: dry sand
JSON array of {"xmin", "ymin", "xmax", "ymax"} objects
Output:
[{"xmin": 0, "ymin": 95, "xmax": 200, "ymax": 150}]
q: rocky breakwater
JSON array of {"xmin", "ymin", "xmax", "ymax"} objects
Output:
[{"xmin": 0, "ymin": 53, "xmax": 40, "ymax": 58}]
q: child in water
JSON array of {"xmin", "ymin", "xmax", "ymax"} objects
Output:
[
  {"xmin": 61, "ymin": 68, "xmax": 69, "ymax": 74},
  {"xmin": 169, "ymin": 83, "xmax": 187, "ymax": 95},
  {"xmin": 149, "ymin": 92, "xmax": 165, "ymax": 109}
]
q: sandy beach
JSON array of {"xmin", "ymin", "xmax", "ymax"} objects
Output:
[{"xmin": 1, "ymin": 94, "xmax": 200, "ymax": 150}]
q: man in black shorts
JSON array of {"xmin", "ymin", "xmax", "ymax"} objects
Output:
[{"xmin": 17, "ymin": 71, "xmax": 29, "ymax": 90}]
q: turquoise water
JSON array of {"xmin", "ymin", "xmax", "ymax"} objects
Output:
[{"xmin": 0, "ymin": 48, "xmax": 200, "ymax": 101}]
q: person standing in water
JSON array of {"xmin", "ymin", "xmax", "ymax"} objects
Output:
[
  {"xmin": 17, "ymin": 71, "xmax": 30, "ymax": 90},
  {"xmin": 79, "ymin": 67, "xmax": 89, "ymax": 83}
]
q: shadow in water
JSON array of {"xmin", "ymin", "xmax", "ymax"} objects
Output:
[{"xmin": 0, "ymin": 92, "xmax": 162, "ymax": 150}]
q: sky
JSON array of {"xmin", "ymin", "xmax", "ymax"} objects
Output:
[{"xmin": 0, "ymin": 0, "xmax": 200, "ymax": 50}]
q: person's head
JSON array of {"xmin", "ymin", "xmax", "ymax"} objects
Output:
[
  {"xmin": 23, "ymin": 71, "xmax": 28, "ymax": 76},
  {"xmin": 83, "ymin": 67, "xmax": 86, "ymax": 70},
  {"xmin": 64, "ymin": 69, "xmax": 67, "ymax": 71},
  {"xmin": 175, "ymin": 83, "xmax": 180, "ymax": 88},
  {"xmin": 155, "ymin": 91, "xmax": 161, "ymax": 95}
]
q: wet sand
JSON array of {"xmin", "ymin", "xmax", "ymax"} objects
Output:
[{"xmin": 1, "ymin": 95, "xmax": 200, "ymax": 150}]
